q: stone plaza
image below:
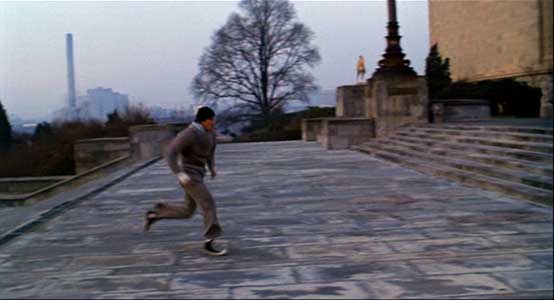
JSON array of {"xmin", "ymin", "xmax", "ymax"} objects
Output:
[{"xmin": 0, "ymin": 141, "xmax": 552, "ymax": 299}]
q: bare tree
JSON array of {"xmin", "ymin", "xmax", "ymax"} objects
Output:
[{"xmin": 192, "ymin": 0, "xmax": 321, "ymax": 128}]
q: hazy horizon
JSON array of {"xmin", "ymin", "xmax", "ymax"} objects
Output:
[{"xmin": 0, "ymin": 0, "xmax": 429, "ymax": 120}]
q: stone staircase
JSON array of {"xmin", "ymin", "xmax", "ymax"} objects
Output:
[{"xmin": 354, "ymin": 123, "xmax": 553, "ymax": 205}]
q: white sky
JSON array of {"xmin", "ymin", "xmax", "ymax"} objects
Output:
[{"xmin": 0, "ymin": 0, "xmax": 429, "ymax": 120}]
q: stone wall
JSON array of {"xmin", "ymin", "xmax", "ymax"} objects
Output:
[
  {"xmin": 74, "ymin": 123, "xmax": 188, "ymax": 174},
  {"xmin": 429, "ymin": 0, "xmax": 552, "ymax": 82},
  {"xmin": 301, "ymin": 118, "xmax": 324, "ymax": 142},
  {"xmin": 319, "ymin": 118, "xmax": 375, "ymax": 150},
  {"xmin": 74, "ymin": 137, "xmax": 130, "ymax": 174},
  {"xmin": 129, "ymin": 124, "xmax": 175, "ymax": 161},
  {"xmin": 429, "ymin": 0, "xmax": 553, "ymax": 117},
  {"xmin": 515, "ymin": 73, "xmax": 554, "ymax": 118}
]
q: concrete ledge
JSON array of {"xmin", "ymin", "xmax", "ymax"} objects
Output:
[{"xmin": 0, "ymin": 154, "xmax": 132, "ymax": 207}]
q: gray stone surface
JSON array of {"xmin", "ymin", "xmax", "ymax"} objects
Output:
[
  {"xmin": 0, "ymin": 141, "xmax": 552, "ymax": 299},
  {"xmin": 74, "ymin": 137, "xmax": 130, "ymax": 174}
]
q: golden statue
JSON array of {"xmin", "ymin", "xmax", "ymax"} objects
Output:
[{"xmin": 356, "ymin": 55, "xmax": 366, "ymax": 82}]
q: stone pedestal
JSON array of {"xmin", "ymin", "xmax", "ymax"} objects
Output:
[
  {"xmin": 366, "ymin": 74, "xmax": 428, "ymax": 137},
  {"xmin": 129, "ymin": 124, "xmax": 174, "ymax": 161},
  {"xmin": 336, "ymin": 85, "xmax": 366, "ymax": 117}
]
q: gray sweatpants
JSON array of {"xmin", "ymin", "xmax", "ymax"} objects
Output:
[{"xmin": 152, "ymin": 179, "xmax": 222, "ymax": 240}]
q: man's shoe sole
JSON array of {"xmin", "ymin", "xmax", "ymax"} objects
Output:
[{"xmin": 203, "ymin": 249, "xmax": 228, "ymax": 256}]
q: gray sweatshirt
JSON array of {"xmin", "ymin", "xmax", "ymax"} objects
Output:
[{"xmin": 165, "ymin": 123, "xmax": 216, "ymax": 180}]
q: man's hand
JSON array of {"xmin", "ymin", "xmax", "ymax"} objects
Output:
[
  {"xmin": 176, "ymin": 172, "xmax": 191, "ymax": 186},
  {"xmin": 210, "ymin": 168, "xmax": 217, "ymax": 179}
]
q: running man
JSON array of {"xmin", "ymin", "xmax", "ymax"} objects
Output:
[{"xmin": 144, "ymin": 106, "xmax": 226, "ymax": 256}]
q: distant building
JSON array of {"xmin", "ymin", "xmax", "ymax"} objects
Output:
[
  {"xmin": 77, "ymin": 87, "xmax": 129, "ymax": 121},
  {"xmin": 429, "ymin": 0, "xmax": 553, "ymax": 117}
]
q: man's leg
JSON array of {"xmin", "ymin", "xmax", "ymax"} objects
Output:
[
  {"xmin": 184, "ymin": 180, "xmax": 222, "ymax": 240},
  {"xmin": 153, "ymin": 193, "xmax": 197, "ymax": 219},
  {"xmin": 144, "ymin": 192, "xmax": 197, "ymax": 232},
  {"xmin": 183, "ymin": 180, "xmax": 226, "ymax": 255}
]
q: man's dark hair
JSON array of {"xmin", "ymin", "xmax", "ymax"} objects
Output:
[{"xmin": 195, "ymin": 106, "xmax": 215, "ymax": 122}]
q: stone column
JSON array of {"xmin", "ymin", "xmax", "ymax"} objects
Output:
[{"xmin": 373, "ymin": 0, "xmax": 417, "ymax": 77}]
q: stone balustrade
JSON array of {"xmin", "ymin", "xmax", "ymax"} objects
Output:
[{"xmin": 74, "ymin": 137, "xmax": 130, "ymax": 174}]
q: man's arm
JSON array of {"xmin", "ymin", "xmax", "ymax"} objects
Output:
[
  {"xmin": 165, "ymin": 129, "xmax": 194, "ymax": 184},
  {"xmin": 207, "ymin": 137, "xmax": 217, "ymax": 178}
]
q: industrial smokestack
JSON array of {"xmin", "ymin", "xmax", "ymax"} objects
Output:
[{"xmin": 66, "ymin": 33, "xmax": 77, "ymax": 109}]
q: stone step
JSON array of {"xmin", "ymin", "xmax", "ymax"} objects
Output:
[
  {"xmin": 376, "ymin": 137, "xmax": 553, "ymax": 178},
  {"xmin": 411, "ymin": 124, "xmax": 554, "ymax": 136},
  {"xmin": 355, "ymin": 145, "xmax": 553, "ymax": 206},
  {"xmin": 392, "ymin": 135, "xmax": 553, "ymax": 163},
  {"xmin": 398, "ymin": 127, "xmax": 554, "ymax": 144},
  {"xmin": 396, "ymin": 131, "xmax": 553, "ymax": 154},
  {"xmin": 359, "ymin": 141, "xmax": 553, "ymax": 191},
  {"xmin": 466, "ymin": 153, "xmax": 553, "ymax": 178}
]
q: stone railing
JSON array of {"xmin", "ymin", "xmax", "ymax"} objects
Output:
[
  {"xmin": 0, "ymin": 155, "xmax": 130, "ymax": 206},
  {"xmin": 74, "ymin": 137, "xmax": 130, "ymax": 174},
  {"xmin": 0, "ymin": 176, "xmax": 71, "ymax": 194}
]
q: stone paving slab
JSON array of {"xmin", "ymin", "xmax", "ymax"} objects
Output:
[{"xmin": 0, "ymin": 141, "xmax": 552, "ymax": 299}]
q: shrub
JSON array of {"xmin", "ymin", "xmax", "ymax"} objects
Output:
[{"xmin": 425, "ymin": 44, "xmax": 452, "ymax": 99}]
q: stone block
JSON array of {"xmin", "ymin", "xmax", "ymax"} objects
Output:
[
  {"xmin": 318, "ymin": 118, "xmax": 375, "ymax": 150},
  {"xmin": 302, "ymin": 119, "xmax": 324, "ymax": 141},
  {"xmin": 129, "ymin": 124, "xmax": 175, "ymax": 161}
]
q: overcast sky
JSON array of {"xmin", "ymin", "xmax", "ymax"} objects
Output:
[{"xmin": 0, "ymin": 0, "xmax": 429, "ymax": 120}]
